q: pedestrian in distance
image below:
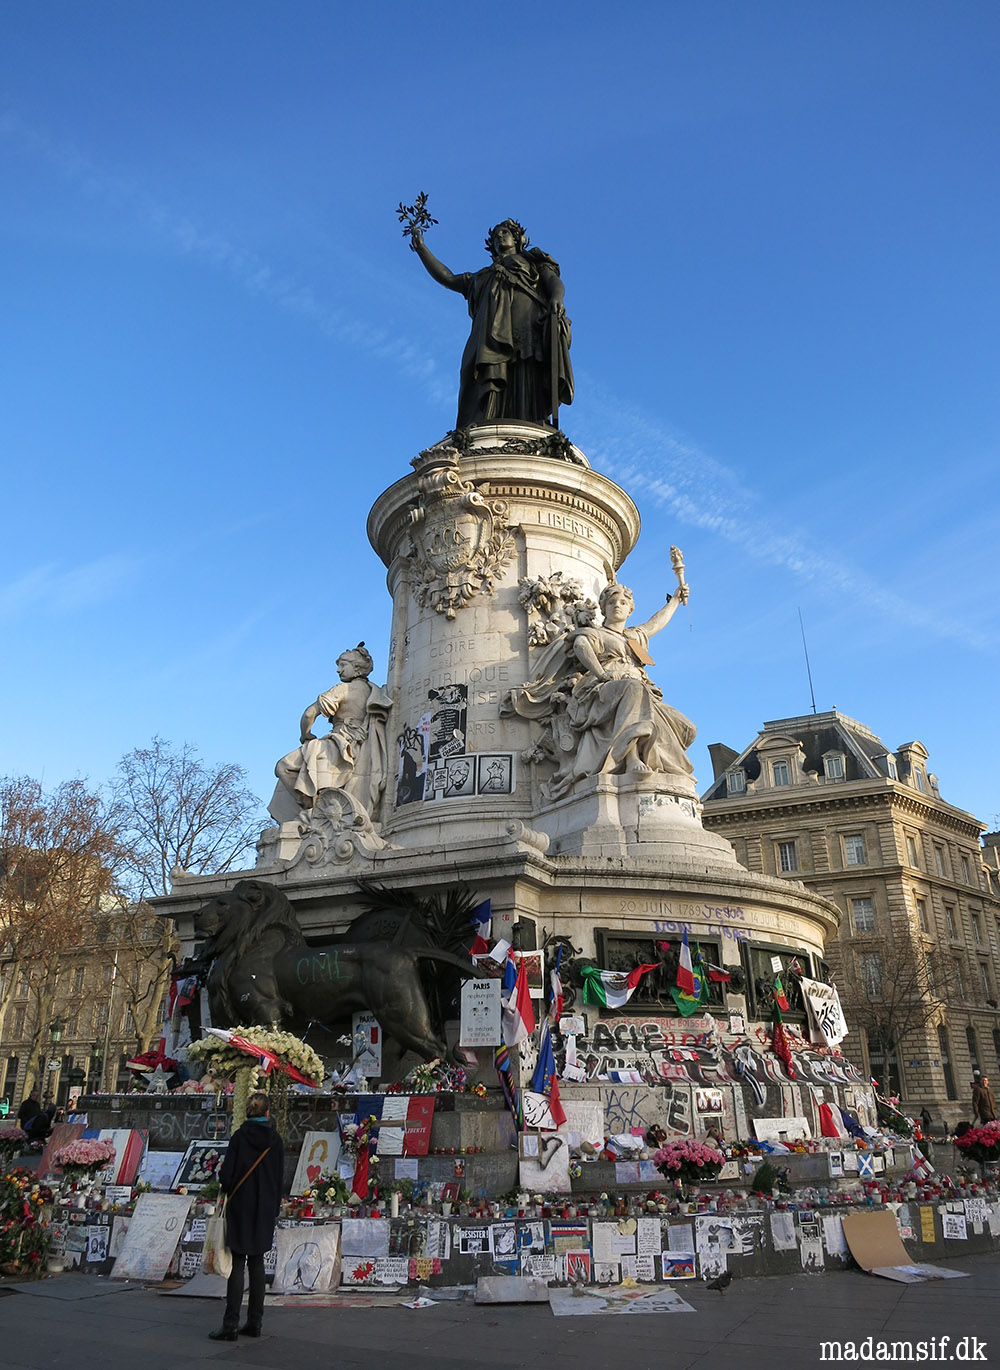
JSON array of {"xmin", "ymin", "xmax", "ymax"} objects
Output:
[{"xmin": 209, "ymin": 1091, "xmax": 284, "ymax": 1342}]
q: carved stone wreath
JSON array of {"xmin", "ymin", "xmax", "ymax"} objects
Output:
[
  {"xmin": 290, "ymin": 789, "xmax": 386, "ymax": 868},
  {"xmin": 406, "ymin": 440, "xmax": 516, "ymax": 619}
]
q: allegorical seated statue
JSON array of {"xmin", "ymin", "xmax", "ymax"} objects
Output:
[
  {"xmin": 503, "ymin": 582, "xmax": 696, "ymax": 800},
  {"xmin": 271, "ymin": 643, "xmax": 392, "ymax": 822},
  {"xmin": 409, "ymin": 217, "xmax": 573, "ymax": 429}
]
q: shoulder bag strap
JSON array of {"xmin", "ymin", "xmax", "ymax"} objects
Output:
[{"xmin": 229, "ymin": 1146, "xmax": 271, "ymax": 1199}]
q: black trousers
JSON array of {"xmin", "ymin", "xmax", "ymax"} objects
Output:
[{"xmin": 223, "ymin": 1251, "xmax": 265, "ymax": 1331}]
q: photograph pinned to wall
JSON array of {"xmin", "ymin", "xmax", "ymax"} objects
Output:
[
  {"xmin": 274, "ymin": 1225, "xmax": 341, "ymax": 1294},
  {"xmin": 86, "ymin": 1224, "xmax": 109, "ymax": 1264},
  {"xmin": 477, "ymin": 753, "xmax": 514, "ymax": 795},
  {"xmin": 828, "ymin": 1151, "xmax": 844, "ymax": 1178},
  {"xmin": 662, "ymin": 1253, "xmax": 697, "ymax": 1280},
  {"xmin": 728, "ymin": 1011, "xmax": 746, "ymax": 1036},
  {"xmin": 512, "ymin": 950, "xmax": 544, "ymax": 996}
]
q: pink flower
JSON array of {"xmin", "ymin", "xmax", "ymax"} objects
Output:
[{"xmin": 53, "ymin": 1138, "xmax": 117, "ymax": 1169}]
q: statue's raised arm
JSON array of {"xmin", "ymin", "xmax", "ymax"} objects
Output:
[{"xmin": 402, "ymin": 202, "xmax": 573, "ymax": 429}]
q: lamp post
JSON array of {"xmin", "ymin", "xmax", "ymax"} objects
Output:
[
  {"xmin": 48, "ymin": 1019, "xmax": 64, "ymax": 1104},
  {"xmin": 89, "ymin": 1043, "xmax": 104, "ymax": 1095}
]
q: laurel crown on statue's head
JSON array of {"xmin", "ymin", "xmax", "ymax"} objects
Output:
[{"xmin": 485, "ymin": 219, "xmax": 529, "ymax": 256}]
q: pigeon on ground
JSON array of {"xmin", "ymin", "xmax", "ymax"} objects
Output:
[{"xmin": 707, "ymin": 1270, "xmax": 733, "ymax": 1292}]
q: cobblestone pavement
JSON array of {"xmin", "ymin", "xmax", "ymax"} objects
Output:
[{"xmin": 4, "ymin": 1253, "xmax": 999, "ymax": 1370}]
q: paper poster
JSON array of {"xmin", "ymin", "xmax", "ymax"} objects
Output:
[
  {"xmin": 395, "ymin": 1157, "xmax": 419, "ymax": 1181},
  {"xmin": 591, "ymin": 1223, "xmax": 617, "ymax": 1263},
  {"xmin": 843, "ymin": 1151, "xmax": 860, "ymax": 1173},
  {"xmin": 460, "ymin": 977, "xmax": 502, "ymax": 1047},
  {"xmin": 566, "ymin": 1250, "xmax": 592, "ymax": 1284},
  {"xmin": 425, "ymin": 1219, "xmax": 451, "ymax": 1261},
  {"xmin": 828, "ymin": 1152, "xmax": 844, "ymax": 1178},
  {"xmin": 662, "ymin": 1253, "xmax": 697, "ymax": 1279},
  {"xmin": 753, "ymin": 1117, "xmax": 811, "ymax": 1143},
  {"xmin": 636, "ymin": 1217, "xmax": 662, "ymax": 1257},
  {"xmin": 458, "ymin": 1226, "xmax": 491, "ymax": 1256},
  {"xmin": 988, "ymin": 1208, "xmax": 1000, "ymax": 1239},
  {"xmin": 340, "ymin": 1219, "xmax": 389, "ymax": 1259},
  {"xmin": 86, "ymin": 1224, "xmax": 109, "ymax": 1263},
  {"xmin": 110, "ymin": 1193, "xmax": 192, "ymax": 1281},
  {"xmin": 770, "ymin": 1211, "xmax": 798, "ymax": 1251},
  {"xmin": 919, "ymin": 1207, "xmax": 936, "ymax": 1243},
  {"xmin": 187, "ymin": 1218, "xmax": 207, "ymax": 1243},
  {"xmin": 731, "ymin": 1215, "xmax": 765, "ymax": 1255},
  {"xmin": 352, "ymin": 1013, "xmax": 382, "ymax": 1077},
  {"xmin": 631, "ymin": 1253, "xmax": 658, "ymax": 1282},
  {"xmin": 341, "ymin": 1255, "xmax": 409, "ymax": 1286},
  {"xmin": 521, "ymin": 1254, "xmax": 557, "ymax": 1279},
  {"xmin": 823, "ymin": 1215, "xmax": 848, "ymax": 1256},
  {"xmin": 594, "ymin": 1261, "xmax": 621, "ymax": 1285},
  {"xmin": 108, "ymin": 1215, "xmax": 130, "ymax": 1259},
  {"xmin": 941, "ymin": 1213, "xmax": 967, "ymax": 1241},
  {"xmin": 667, "ymin": 1223, "xmax": 694, "ymax": 1253},
  {"xmin": 274, "ymin": 1224, "xmax": 341, "ymax": 1294},
  {"xmin": 517, "ymin": 1221, "xmax": 546, "ymax": 1253},
  {"xmin": 490, "ymin": 1222, "xmax": 518, "ymax": 1261},
  {"xmin": 291, "ymin": 1130, "xmax": 342, "ymax": 1195},
  {"xmin": 965, "ymin": 1197, "xmax": 987, "ymax": 1229}
]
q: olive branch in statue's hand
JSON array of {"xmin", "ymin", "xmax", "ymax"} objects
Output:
[{"xmin": 397, "ymin": 191, "xmax": 438, "ymax": 246}]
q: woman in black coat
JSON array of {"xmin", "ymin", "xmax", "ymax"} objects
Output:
[{"xmin": 210, "ymin": 1092, "xmax": 285, "ymax": 1341}]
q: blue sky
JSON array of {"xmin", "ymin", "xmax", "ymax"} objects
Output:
[{"xmin": 3, "ymin": 1, "xmax": 998, "ymax": 833}]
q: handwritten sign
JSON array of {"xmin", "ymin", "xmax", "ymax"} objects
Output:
[
  {"xmin": 460, "ymin": 977, "xmax": 501, "ymax": 1047},
  {"xmin": 110, "ymin": 1193, "xmax": 192, "ymax": 1281}
]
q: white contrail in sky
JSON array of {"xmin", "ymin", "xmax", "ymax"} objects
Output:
[{"xmin": 3, "ymin": 111, "xmax": 992, "ymax": 652}]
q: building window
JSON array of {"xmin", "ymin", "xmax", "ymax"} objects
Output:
[
  {"xmin": 993, "ymin": 1028, "xmax": 1000, "ymax": 1073},
  {"xmin": 94, "ymin": 1003, "xmax": 109, "ymax": 1033},
  {"xmin": 916, "ymin": 897, "xmax": 929, "ymax": 932},
  {"xmin": 967, "ymin": 1026, "xmax": 981, "ymax": 1075},
  {"xmin": 65, "ymin": 1012, "xmax": 78, "ymax": 1037},
  {"xmin": 973, "ymin": 913, "xmax": 983, "ymax": 945},
  {"xmin": 844, "ymin": 834, "xmax": 867, "ymax": 867},
  {"xmin": 12, "ymin": 1006, "xmax": 26, "ymax": 1036},
  {"xmin": 945, "ymin": 905, "xmax": 957, "ymax": 939},
  {"xmin": 73, "ymin": 966, "xmax": 85, "ymax": 994},
  {"xmin": 777, "ymin": 840, "xmax": 798, "ymax": 873},
  {"xmin": 858, "ymin": 951, "xmax": 883, "ymax": 998},
  {"xmin": 980, "ymin": 962, "xmax": 992, "ymax": 1001},
  {"xmin": 726, "ymin": 770, "xmax": 746, "ymax": 795},
  {"xmin": 102, "ymin": 964, "xmax": 113, "ymax": 986},
  {"xmin": 961, "ymin": 854, "xmax": 972, "ymax": 884},
  {"xmin": 934, "ymin": 845, "xmax": 946, "ymax": 876},
  {"xmin": 915, "ymin": 769, "xmax": 926, "ymax": 791},
  {"xmin": 906, "ymin": 835, "xmax": 919, "ymax": 867},
  {"xmin": 823, "ymin": 752, "xmax": 845, "ymax": 780},
  {"xmin": 772, "ymin": 760, "xmax": 790, "ymax": 787},
  {"xmin": 886, "ymin": 757, "xmax": 898, "ymax": 779},
  {"xmin": 939, "ymin": 1026, "xmax": 957, "ymax": 1099},
  {"xmin": 851, "ymin": 897, "xmax": 877, "ymax": 933},
  {"xmin": 17, "ymin": 972, "xmax": 29, "ymax": 995},
  {"xmin": 954, "ymin": 959, "xmax": 965, "ymax": 996}
]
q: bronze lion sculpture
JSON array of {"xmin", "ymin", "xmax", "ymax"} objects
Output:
[{"xmin": 192, "ymin": 879, "xmax": 476, "ymax": 1062}]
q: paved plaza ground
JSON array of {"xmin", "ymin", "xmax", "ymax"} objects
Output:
[{"xmin": 3, "ymin": 1253, "xmax": 999, "ymax": 1370}]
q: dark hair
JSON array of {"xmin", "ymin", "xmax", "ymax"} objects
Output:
[{"xmin": 246, "ymin": 1092, "xmax": 269, "ymax": 1118}]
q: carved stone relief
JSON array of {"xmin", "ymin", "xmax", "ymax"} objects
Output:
[{"xmin": 406, "ymin": 441, "xmax": 516, "ymax": 619}]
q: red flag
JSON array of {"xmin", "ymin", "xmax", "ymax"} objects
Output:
[{"xmin": 771, "ymin": 1005, "xmax": 796, "ymax": 1080}]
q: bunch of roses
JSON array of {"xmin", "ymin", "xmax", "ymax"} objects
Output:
[
  {"xmin": 0, "ymin": 1126, "xmax": 28, "ymax": 1162},
  {"xmin": 653, "ymin": 1139, "xmax": 724, "ymax": 1184},
  {"xmin": 52, "ymin": 1138, "xmax": 116, "ymax": 1178},
  {"xmin": 954, "ymin": 1121, "xmax": 1000, "ymax": 1163},
  {"xmin": 1, "ymin": 1169, "xmax": 53, "ymax": 1218}
]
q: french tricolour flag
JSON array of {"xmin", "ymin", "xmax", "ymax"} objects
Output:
[
  {"xmin": 469, "ymin": 899, "xmax": 492, "ymax": 956},
  {"xmin": 676, "ymin": 929, "xmax": 696, "ymax": 996},
  {"xmin": 502, "ymin": 954, "xmax": 536, "ymax": 1047}
]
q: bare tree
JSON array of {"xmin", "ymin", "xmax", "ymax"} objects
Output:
[
  {"xmin": 0, "ymin": 776, "xmax": 130, "ymax": 1097},
  {"xmin": 828, "ymin": 917, "xmax": 958, "ymax": 1090},
  {"xmin": 112, "ymin": 737, "xmax": 266, "ymax": 899}
]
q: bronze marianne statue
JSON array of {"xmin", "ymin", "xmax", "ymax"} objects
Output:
[{"xmin": 401, "ymin": 196, "xmax": 573, "ymax": 428}]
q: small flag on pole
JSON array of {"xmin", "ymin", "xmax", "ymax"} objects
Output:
[
  {"xmin": 580, "ymin": 962, "xmax": 659, "ymax": 1009},
  {"xmin": 530, "ymin": 1019, "xmax": 567, "ymax": 1127},
  {"xmin": 502, "ymin": 955, "xmax": 536, "ymax": 1046}
]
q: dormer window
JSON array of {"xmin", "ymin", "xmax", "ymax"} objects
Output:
[
  {"xmin": 823, "ymin": 751, "xmax": 845, "ymax": 781},
  {"xmin": 914, "ymin": 769, "xmax": 926, "ymax": 791},
  {"xmin": 772, "ymin": 760, "xmax": 790, "ymax": 787},
  {"xmin": 726, "ymin": 769, "xmax": 746, "ymax": 795}
]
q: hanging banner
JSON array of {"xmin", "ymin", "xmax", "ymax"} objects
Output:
[{"xmin": 800, "ymin": 978, "xmax": 849, "ymax": 1046}]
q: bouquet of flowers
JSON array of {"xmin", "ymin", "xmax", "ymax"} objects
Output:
[
  {"xmin": 0, "ymin": 1125, "xmax": 28, "ymax": 1162},
  {"xmin": 52, "ymin": 1137, "xmax": 117, "ymax": 1181},
  {"xmin": 186, "ymin": 1025, "xmax": 324, "ymax": 1086},
  {"xmin": 954, "ymin": 1121, "xmax": 1000, "ymax": 1165},
  {"xmin": 0, "ymin": 1172, "xmax": 53, "ymax": 1277},
  {"xmin": 653, "ymin": 1139, "xmax": 724, "ymax": 1186},
  {"xmin": 308, "ymin": 1170, "xmax": 350, "ymax": 1206}
]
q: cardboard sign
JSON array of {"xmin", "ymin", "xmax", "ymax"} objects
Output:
[
  {"xmin": 110, "ymin": 1193, "xmax": 192, "ymax": 1281},
  {"xmin": 291, "ymin": 1129, "xmax": 342, "ymax": 1196},
  {"xmin": 274, "ymin": 1224, "xmax": 341, "ymax": 1294}
]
